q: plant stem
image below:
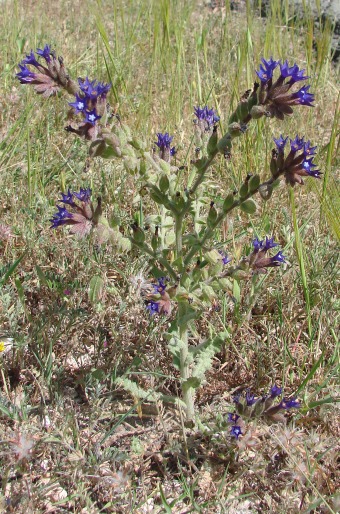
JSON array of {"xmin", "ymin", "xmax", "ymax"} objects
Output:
[
  {"xmin": 183, "ymin": 176, "xmax": 276, "ymax": 266},
  {"xmin": 175, "ymin": 214, "xmax": 183, "ymax": 259},
  {"xmin": 178, "ymin": 303, "xmax": 195, "ymax": 422}
]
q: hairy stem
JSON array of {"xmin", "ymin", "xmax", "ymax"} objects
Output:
[{"xmin": 178, "ymin": 303, "xmax": 195, "ymax": 423}]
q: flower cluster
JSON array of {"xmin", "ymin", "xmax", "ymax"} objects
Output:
[
  {"xmin": 145, "ymin": 277, "xmax": 172, "ymax": 315},
  {"xmin": 229, "ymin": 385, "xmax": 300, "ymax": 428},
  {"xmin": 50, "ymin": 188, "xmax": 102, "ymax": 236},
  {"xmin": 248, "ymin": 237, "xmax": 286, "ymax": 274},
  {"xmin": 154, "ymin": 133, "xmax": 176, "ymax": 163},
  {"xmin": 271, "ymin": 135, "xmax": 321, "ymax": 186},
  {"xmin": 66, "ymin": 78, "xmax": 111, "ymax": 141},
  {"xmin": 16, "ymin": 44, "xmax": 78, "ymax": 97},
  {"xmin": 254, "ymin": 57, "xmax": 314, "ymax": 120},
  {"xmin": 194, "ymin": 105, "xmax": 220, "ymax": 131}
]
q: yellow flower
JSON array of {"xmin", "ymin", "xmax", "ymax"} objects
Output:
[{"xmin": 0, "ymin": 341, "xmax": 5, "ymax": 352}]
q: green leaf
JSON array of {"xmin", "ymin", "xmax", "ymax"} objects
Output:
[
  {"xmin": 0, "ymin": 251, "xmax": 27, "ymax": 288},
  {"xmin": 249, "ymin": 174, "xmax": 260, "ymax": 192},
  {"xmin": 182, "ymin": 377, "xmax": 201, "ymax": 391},
  {"xmin": 223, "ymin": 193, "xmax": 235, "ymax": 212},
  {"xmin": 240, "ymin": 199, "xmax": 256, "ymax": 214},
  {"xmin": 178, "ymin": 307, "xmax": 198, "ymax": 326},
  {"xmin": 88, "ymin": 275, "xmax": 104, "ymax": 303}
]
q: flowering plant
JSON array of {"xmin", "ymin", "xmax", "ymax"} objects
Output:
[{"xmin": 16, "ymin": 50, "xmax": 320, "ymax": 424}]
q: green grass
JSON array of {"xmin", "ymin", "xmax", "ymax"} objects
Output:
[{"xmin": 0, "ymin": 0, "xmax": 339, "ymax": 512}]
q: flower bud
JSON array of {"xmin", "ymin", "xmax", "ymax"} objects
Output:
[
  {"xmin": 250, "ymin": 105, "xmax": 267, "ymax": 119},
  {"xmin": 217, "ymin": 133, "xmax": 232, "ymax": 154},
  {"xmin": 207, "ymin": 203, "xmax": 218, "ymax": 227},
  {"xmin": 228, "ymin": 122, "xmax": 244, "ymax": 138}
]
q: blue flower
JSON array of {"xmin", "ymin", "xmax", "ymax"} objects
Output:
[
  {"xmin": 280, "ymin": 398, "xmax": 300, "ymax": 409},
  {"xmin": 252, "ymin": 238, "xmax": 264, "ymax": 253},
  {"xmin": 279, "ymin": 61, "xmax": 309, "ymax": 83},
  {"xmin": 252, "ymin": 237, "xmax": 278, "ymax": 253},
  {"xmin": 58, "ymin": 189, "xmax": 76, "ymax": 207},
  {"xmin": 230, "ymin": 425, "xmax": 243, "ymax": 439},
  {"xmin": 270, "ymin": 385, "xmax": 282, "ymax": 398},
  {"xmin": 246, "ymin": 391, "xmax": 257, "ymax": 406},
  {"xmin": 155, "ymin": 132, "xmax": 176, "ymax": 158},
  {"xmin": 73, "ymin": 188, "xmax": 92, "ymax": 203},
  {"xmin": 146, "ymin": 301, "xmax": 160, "ymax": 315},
  {"xmin": 50, "ymin": 206, "xmax": 73, "ymax": 228},
  {"xmin": 155, "ymin": 132, "xmax": 173, "ymax": 150},
  {"xmin": 273, "ymin": 135, "xmax": 288, "ymax": 153},
  {"xmin": 255, "ymin": 57, "xmax": 279, "ymax": 83},
  {"xmin": 263, "ymin": 237, "xmax": 279, "ymax": 251},
  {"xmin": 69, "ymin": 94, "xmax": 87, "ymax": 113},
  {"xmin": 290, "ymin": 135, "xmax": 305, "ymax": 153},
  {"xmin": 16, "ymin": 64, "xmax": 36, "ymax": 83},
  {"xmin": 36, "ymin": 44, "xmax": 52, "ymax": 62},
  {"xmin": 227, "ymin": 412, "xmax": 240, "ymax": 423},
  {"xmin": 85, "ymin": 109, "xmax": 101, "ymax": 125},
  {"xmin": 152, "ymin": 277, "xmax": 167, "ymax": 293},
  {"xmin": 194, "ymin": 106, "xmax": 220, "ymax": 128},
  {"xmin": 303, "ymin": 141, "xmax": 317, "ymax": 156},
  {"xmin": 270, "ymin": 251, "xmax": 286, "ymax": 266},
  {"xmin": 292, "ymin": 85, "xmax": 315, "ymax": 107},
  {"xmin": 218, "ymin": 250, "xmax": 231, "ymax": 265},
  {"xmin": 302, "ymin": 158, "xmax": 321, "ymax": 178},
  {"xmin": 78, "ymin": 77, "xmax": 111, "ymax": 99},
  {"xmin": 22, "ymin": 50, "xmax": 40, "ymax": 68}
]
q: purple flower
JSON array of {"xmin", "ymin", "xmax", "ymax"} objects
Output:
[
  {"xmin": 252, "ymin": 238, "xmax": 264, "ymax": 253},
  {"xmin": 22, "ymin": 50, "xmax": 40, "ymax": 68},
  {"xmin": 16, "ymin": 64, "xmax": 36, "ymax": 83},
  {"xmin": 270, "ymin": 251, "xmax": 286, "ymax": 266},
  {"xmin": 280, "ymin": 398, "xmax": 300, "ymax": 409},
  {"xmin": 256, "ymin": 57, "xmax": 279, "ymax": 83},
  {"xmin": 155, "ymin": 132, "xmax": 173, "ymax": 150},
  {"xmin": 36, "ymin": 44, "xmax": 52, "ymax": 62},
  {"xmin": 271, "ymin": 134, "xmax": 321, "ymax": 186},
  {"xmin": 154, "ymin": 132, "xmax": 176, "ymax": 160},
  {"xmin": 292, "ymin": 85, "xmax": 315, "ymax": 106},
  {"xmin": 69, "ymin": 94, "xmax": 87, "ymax": 113},
  {"xmin": 227, "ymin": 412, "xmax": 240, "ymax": 423},
  {"xmin": 279, "ymin": 61, "xmax": 309, "ymax": 83},
  {"xmin": 270, "ymin": 385, "xmax": 283, "ymax": 398},
  {"xmin": 50, "ymin": 205, "xmax": 73, "ymax": 228},
  {"xmin": 73, "ymin": 188, "xmax": 92, "ymax": 203},
  {"xmin": 250, "ymin": 238, "xmax": 286, "ymax": 272},
  {"xmin": 290, "ymin": 135, "xmax": 305, "ymax": 153},
  {"xmin": 50, "ymin": 188, "xmax": 97, "ymax": 236},
  {"xmin": 58, "ymin": 189, "xmax": 76, "ymax": 207},
  {"xmin": 253, "ymin": 237, "xmax": 278, "ymax": 253},
  {"xmin": 146, "ymin": 301, "xmax": 160, "ymax": 315},
  {"xmin": 302, "ymin": 159, "xmax": 321, "ymax": 178},
  {"xmin": 194, "ymin": 105, "xmax": 220, "ymax": 128},
  {"xmin": 263, "ymin": 237, "xmax": 279, "ymax": 251},
  {"xmin": 274, "ymin": 135, "xmax": 288, "ymax": 153},
  {"xmin": 85, "ymin": 109, "xmax": 101, "ymax": 125},
  {"xmin": 246, "ymin": 391, "xmax": 257, "ymax": 406},
  {"xmin": 152, "ymin": 277, "xmax": 167, "ymax": 293},
  {"xmin": 230, "ymin": 425, "xmax": 243, "ymax": 439},
  {"xmin": 303, "ymin": 141, "xmax": 317, "ymax": 156},
  {"xmin": 78, "ymin": 77, "xmax": 111, "ymax": 99},
  {"xmin": 218, "ymin": 250, "xmax": 231, "ymax": 265}
]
